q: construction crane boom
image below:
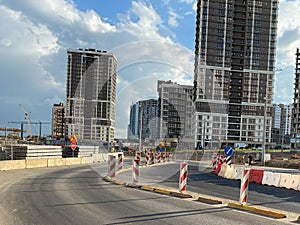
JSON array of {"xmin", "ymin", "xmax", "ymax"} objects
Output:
[{"xmin": 19, "ymin": 104, "xmax": 32, "ymax": 139}]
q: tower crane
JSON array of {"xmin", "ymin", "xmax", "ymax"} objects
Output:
[{"xmin": 19, "ymin": 104, "xmax": 32, "ymax": 139}]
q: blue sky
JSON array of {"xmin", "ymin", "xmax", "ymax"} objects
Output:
[{"xmin": 0, "ymin": 0, "xmax": 299, "ymax": 138}]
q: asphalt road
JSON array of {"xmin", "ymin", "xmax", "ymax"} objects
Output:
[
  {"xmin": 0, "ymin": 163, "xmax": 295, "ymax": 225},
  {"xmin": 117, "ymin": 160, "xmax": 300, "ymax": 215}
]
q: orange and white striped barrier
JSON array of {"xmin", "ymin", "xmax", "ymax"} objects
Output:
[
  {"xmin": 132, "ymin": 159, "xmax": 140, "ymax": 184},
  {"xmin": 240, "ymin": 168, "xmax": 250, "ymax": 205},
  {"xmin": 108, "ymin": 155, "xmax": 116, "ymax": 177},
  {"xmin": 117, "ymin": 153, "xmax": 123, "ymax": 170},
  {"xmin": 179, "ymin": 162, "xmax": 188, "ymax": 192}
]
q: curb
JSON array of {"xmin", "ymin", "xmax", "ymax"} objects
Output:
[
  {"xmin": 111, "ymin": 179, "xmax": 126, "ymax": 185},
  {"xmin": 141, "ymin": 186, "xmax": 155, "ymax": 191},
  {"xmin": 126, "ymin": 183, "xmax": 142, "ymax": 188},
  {"xmin": 197, "ymin": 196, "xmax": 222, "ymax": 204},
  {"xmin": 228, "ymin": 203, "xmax": 287, "ymax": 219},
  {"xmin": 154, "ymin": 188, "xmax": 172, "ymax": 195}
]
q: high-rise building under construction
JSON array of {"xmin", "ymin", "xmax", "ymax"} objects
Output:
[
  {"xmin": 65, "ymin": 49, "xmax": 117, "ymax": 142},
  {"xmin": 193, "ymin": 0, "xmax": 278, "ymax": 148}
]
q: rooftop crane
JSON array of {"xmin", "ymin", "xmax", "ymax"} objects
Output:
[{"xmin": 19, "ymin": 104, "xmax": 32, "ymax": 139}]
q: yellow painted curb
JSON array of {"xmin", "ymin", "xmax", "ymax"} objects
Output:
[
  {"xmin": 198, "ymin": 197, "xmax": 222, "ymax": 204},
  {"xmin": 170, "ymin": 192, "xmax": 193, "ymax": 198},
  {"xmin": 154, "ymin": 188, "xmax": 172, "ymax": 195},
  {"xmin": 112, "ymin": 180, "xmax": 126, "ymax": 185},
  {"xmin": 228, "ymin": 203, "xmax": 287, "ymax": 219},
  {"xmin": 141, "ymin": 186, "xmax": 155, "ymax": 191}
]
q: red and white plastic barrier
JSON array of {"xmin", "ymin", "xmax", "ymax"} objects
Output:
[
  {"xmin": 108, "ymin": 155, "xmax": 116, "ymax": 177},
  {"xmin": 239, "ymin": 169, "xmax": 250, "ymax": 205},
  {"xmin": 212, "ymin": 153, "xmax": 218, "ymax": 170},
  {"xmin": 150, "ymin": 151, "xmax": 155, "ymax": 164},
  {"xmin": 132, "ymin": 159, "xmax": 140, "ymax": 184},
  {"xmin": 179, "ymin": 162, "xmax": 188, "ymax": 192},
  {"xmin": 145, "ymin": 151, "xmax": 150, "ymax": 165},
  {"xmin": 117, "ymin": 153, "xmax": 123, "ymax": 171},
  {"xmin": 135, "ymin": 151, "xmax": 141, "ymax": 165},
  {"xmin": 156, "ymin": 152, "xmax": 161, "ymax": 163}
]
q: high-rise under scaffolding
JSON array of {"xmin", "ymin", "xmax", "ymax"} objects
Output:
[{"xmin": 65, "ymin": 49, "xmax": 117, "ymax": 142}]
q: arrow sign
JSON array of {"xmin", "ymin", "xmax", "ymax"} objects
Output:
[{"xmin": 224, "ymin": 146, "xmax": 233, "ymax": 157}]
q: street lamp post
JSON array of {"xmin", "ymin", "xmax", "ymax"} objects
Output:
[
  {"xmin": 139, "ymin": 104, "xmax": 142, "ymax": 152},
  {"xmin": 262, "ymin": 98, "xmax": 268, "ymax": 166}
]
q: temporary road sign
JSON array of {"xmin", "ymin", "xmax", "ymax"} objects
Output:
[
  {"xmin": 70, "ymin": 141, "xmax": 77, "ymax": 151},
  {"xmin": 224, "ymin": 146, "xmax": 233, "ymax": 157}
]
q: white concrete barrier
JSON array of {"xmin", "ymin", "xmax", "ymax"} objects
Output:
[
  {"xmin": 218, "ymin": 164, "xmax": 227, "ymax": 177},
  {"xmin": 47, "ymin": 158, "xmax": 66, "ymax": 167},
  {"xmin": 224, "ymin": 165, "xmax": 235, "ymax": 179},
  {"xmin": 233, "ymin": 166, "xmax": 244, "ymax": 180},
  {"xmin": 26, "ymin": 159, "xmax": 48, "ymax": 169},
  {"xmin": 0, "ymin": 160, "xmax": 26, "ymax": 171},
  {"xmin": 65, "ymin": 158, "xmax": 82, "ymax": 166}
]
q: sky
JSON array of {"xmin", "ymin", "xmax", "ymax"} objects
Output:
[{"xmin": 0, "ymin": 0, "xmax": 300, "ymax": 138}]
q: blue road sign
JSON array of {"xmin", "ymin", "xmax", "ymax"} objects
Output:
[
  {"xmin": 224, "ymin": 146, "xmax": 233, "ymax": 157},
  {"xmin": 157, "ymin": 147, "xmax": 162, "ymax": 152}
]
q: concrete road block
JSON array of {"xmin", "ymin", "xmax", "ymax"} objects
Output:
[
  {"xmin": 47, "ymin": 158, "xmax": 66, "ymax": 167},
  {"xmin": 26, "ymin": 159, "xmax": 48, "ymax": 169},
  {"xmin": 65, "ymin": 158, "xmax": 82, "ymax": 166},
  {"xmin": 0, "ymin": 160, "xmax": 26, "ymax": 171}
]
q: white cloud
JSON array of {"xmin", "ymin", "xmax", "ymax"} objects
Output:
[
  {"xmin": 168, "ymin": 8, "xmax": 182, "ymax": 27},
  {"xmin": 276, "ymin": 0, "xmax": 300, "ymax": 67},
  {"xmin": 118, "ymin": 1, "xmax": 163, "ymax": 39},
  {"xmin": 272, "ymin": 0, "xmax": 300, "ymax": 105}
]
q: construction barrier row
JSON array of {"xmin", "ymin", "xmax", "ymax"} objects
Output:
[
  {"xmin": 215, "ymin": 164, "xmax": 300, "ymax": 191},
  {"xmin": 0, "ymin": 157, "xmax": 92, "ymax": 171},
  {"xmin": 133, "ymin": 151, "xmax": 173, "ymax": 166}
]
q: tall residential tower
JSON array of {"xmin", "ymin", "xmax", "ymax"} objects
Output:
[
  {"xmin": 193, "ymin": 0, "xmax": 278, "ymax": 148},
  {"xmin": 65, "ymin": 49, "xmax": 117, "ymax": 142}
]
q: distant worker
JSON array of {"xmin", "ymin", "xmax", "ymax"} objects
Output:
[{"xmin": 248, "ymin": 154, "xmax": 253, "ymax": 166}]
